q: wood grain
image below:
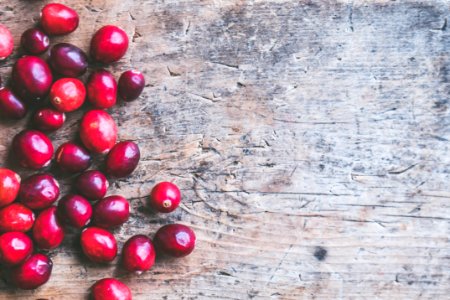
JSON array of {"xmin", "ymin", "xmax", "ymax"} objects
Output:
[{"xmin": 0, "ymin": 0, "xmax": 449, "ymax": 299}]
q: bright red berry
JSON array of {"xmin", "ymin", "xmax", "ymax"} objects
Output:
[
  {"xmin": 90, "ymin": 25, "xmax": 129, "ymax": 63},
  {"xmin": 32, "ymin": 206, "xmax": 64, "ymax": 250},
  {"xmin": 57, "ymin": 194, "xmax": 92, "ymax": 229},
  {"xmin": 80, "ymin": 110, "xmax": 117, "ymax": 154},
  {"xmin": 20, "ymin": 28, "xmax": 50, "ymax": 55},
  {"xmin": 122, "ymin": 235, "xmax": 155, "ymax": 274},
  {"xmin": 0, "ymin": 87, "xmax": 27, "ymax": 119},
  {"xmin": 75, "ymin": 170, "xmax": 109, "ymax": 201},
  {"xmin": 91, "ymin": 278, "xmax": 132, "ymax": 300},
  {"xmin": 12, "ymin": 130, "xmax": 53, "ymax": 169},
  {"xmin": 18, "ymin": 173, "xmax": 60, "ymax": 210},
  {"xmin": 50, "ymin": 78, "xmax": 86, "ymax": 112},
  {"xmin": 93, "ymin": 195, "xmax": 130, "ymax": 229},
  {"xmin": 33, "ymin": 108, "xmax": 66, "ymax": 132},
  {"xmin": 0, "ymin": 24, "xmax": 13, "ymax": 60},
  {"xmin": 80, "ymin": 227, "xmax": 117, "ymax": 263},
  {"xmin": 55, "ymin": 142, "xmax": 92, "ymax": 173},
  {"xmin": 0, "ymin": 168, "xmax": 21, "ymax": 208},
  {"xmin": 49, "ymin": 43, "xmax": 88, "ymax": 77},
  {"xmin": 105, "ymin": 141, "xmax": 140, "ymax": 178},
  {"xmin": 118, "ymin": 70, "xmax": 145, "ymax": 101},
  {"xmin": 0, "ymin": 232, "xmax": 33, "ymax": 266},
  {"xmin": 86, "ymin": 69, "xmax": 117, "ymax": 109},
  {"xmin": 149, "ymin": 182, "xmax": 181, "ymax": 213},
  {"xmin": 41, "ymin": 3, "xmax": 79, "ymax": 36},
  {"xmin": 154, "ymin": 224, "xmax": 196, "ymax": 257},
  {"xmin": 8, "ymin": 253, "xmax": 53, "ymax": 290},
  {"xmin": 0, "ymin": 203, "xmax": 35, "ymax": 233}
]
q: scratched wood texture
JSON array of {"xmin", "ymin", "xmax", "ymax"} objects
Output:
[{"xmin": 0, "ymin": 0, "xmax": 449, "ymax": 299}]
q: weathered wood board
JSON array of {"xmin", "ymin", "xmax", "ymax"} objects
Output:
[{"xmin": 0, "ymin": 0, "xmax": 449, "ymax": 299}]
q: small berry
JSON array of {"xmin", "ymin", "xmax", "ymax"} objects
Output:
[
  {"xmin": 12, "ymin": 130, "xmax": 53, "ymax": 169},
  {"xmin": 149, "ymin": 182, "xmax": 181, "ymax": 213},
  {"xmin": 20, "ymin": 28, "xmax": 50, "ymax": 55},
  {"xmin": 0, "ymin": 232, "xmax": 33, "ymax": 266},
  {"xmin": 0, "ymin": 87, "xmax": 27, "ymax": 119},
  {"xmin": 18, "ymin": 173, "xmax": 60, "ymax": 210},
  {"xmin": 55, "ymin": 142, "xmax": 92, "ymax": 173},
  {"xmin": 12, "ymin": 56, "xmax": 53, "ymax": 101},
  {"xmin": 122, "ymin": 235, "xmax": 155, "ymax": 274},
  {"xmin": 118, "ymin": 70, "xmax": 145, "ymax": 101},
  {"xmin": 32, "ymin": 206, "xmax": 64, "ymax": 250},
  {"xmin": 8, "ymin": 253, "xmax": 53, "ymax": 290},
  {"xmin": 80, "ymin": 227, "xmax": 117, "ymax": 263},
  {"xmin": 80, "ymin": 110, "xmax": 117, "ymax": 154},
  {"xmin": 50, "ymin": 78, "xmax": 86, "ymax": 112},
  {"xmin": 0, "ymin": 168, "xmax": 21, "ymax": 208},
  {"xmin": 41, "ymin": 3, "xmax": 79, "ymax": 36},
  {"xmin": 75, "ymin": 170, "xmax": 109, "ymax": 201},
  {"xmin": 154, "ymin": 224, "xmax": 196, "ymax": 257},
  {"xmin": 49, "ymin": 43, "xmax": 88, "ymax": 77},
  {"xmin": 86, "ymin": 69, "xmax": 117, "ymax": 109},
  {"xmin": 0, "ymin": 24, "xmax": 13, "ymax": 60},
  {"xmin": 0, "ymin": 203, "xmax": 35, "ymax": 233},
  {"xmin": 91, "ymin": 278, "xmax": 132, "ymax": 300},
  {"xmin": 105, "ymin": 141, "xmax": 140, "ymax": 178},
  {"xmin": 33, "ymin": 107, "xmax": 66, "ymax": 132},
  {"xmin": 57, "ymin": 194, "xmax": 92, "ymax": 229},
  {"xmin": 90, "ymin": 25, "xmax": 129, "ymax": 63},
  {"xmin": 93, "ymin": 195, "xmax": 130, "ymax": 229}
]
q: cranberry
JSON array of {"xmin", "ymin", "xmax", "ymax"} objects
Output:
[
  {"xmin": 8, "ymin": 253, "xmax": 53, "ymax": 290},
  {"xmin": 91, "ymin": 278, "xmax": 132, "ymax": 300},
  {"xmin": 90, "ymin": 25, "xmax": 129, "ymax": 63},
  {"xmin": 122, "ymin": 235, "xmax": 155, "ymax": 274},
  {"xmin": 12, "ymin": 56, "xmax": 53, "ymax": 101},
  {"xmin": 0, "ymin": 203, "xmax": 35, "ymax": 233},
  {"xmin": 105, "ymin": 141, "xmax": 140, "ymax": 178},
  {"xmin": 33, "ymin": 108, "xmax": 66, "ymax": 132},
  {"xmin": 12, "ymin": 130, "xmax": 53, "ymax": 169},
  {"xmin": 32, "ymin": 206, "xmax": 64, "ymax": 250},
  {"xmin": 154, "ymin": 224, "xmax": 196, "ymax": 257},
  {"xmin": 86, "ymin": 69, "xmax": 117, "ymax": 109},
  {"xmin": 18, "ymin": 173, "xmax": 60, "ymax": 210},
  {"xmin": 0, "ymin": 168, "xmax": 21, "ymax": 208},
  {"xmin": 50, "ymin": 78, "xmax": 86, "ymax": 112},
  {"xmin": 80, "ymin": 110, "xmax": 117, "ymax": 154},
  {"xmin": 49, "ymin": 43, "xmax": 88, "ymax": 77},
  {"xmin": 149, "ymin": 182, "xmax": 181, "ymax": 213},
  {"xmin": 0, "ymin": 24, "xmax": 13, "ymax": 60},
  {"xmin": 0, "ymin": 87, "xmax": 27, "ymax": 119},
  {"xmin": 20, "ymin": 28, "xmax": 50, "ymax": 55},
  {"xmin": 118, "ymin": 70, "xmax": 145, "ymax": 101},
  {"xmin": 55, "ymin": 142, "xmax": 91, "ymax": 173},
  {"xmin": 0, "ymin": 232, "xmax": 33, "ymax": 266},
  {"xmin": 75, "ymin": 170, "xmax": 109, "ymax": 201},
  {"xmin": 93, "ymin": 195, "xmax": 130, "ymax": 229},
  {"xmin": 80, "ymin": 227, "xmax": 117, "ymax": 263},
  {"xmin": 41, "ymin": 3, "xmax": 79, "ymax": 36},
  {"xmin": 57, "ymin": 194, "xmax": 92, "ymax": 229}
]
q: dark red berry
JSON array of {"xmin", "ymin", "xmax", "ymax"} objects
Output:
[
  {"xmin": 149, "ymin": 182, "xmax": 181, "ymax": 213},
  {"xmin": 32, "ymin": 206, "xmax": 64, "ymax": 250},
  {"xmin": 154, "ymin": 224, "xmax": 196, "ymax": 257},
  {"xmin": 90, "ymin": 25, "xmax": 129, "ymax": 63},
  {"xmin": 76, "ymin": 170, "xmax": 109, "ymax": 201},
  {"xmin": 18, "ymin": 173, "xmax": 60, "ymax": 210},
  {"xmin": 105, "ymin": 141, "xmax": 140, "ymax": 178},
  {"xmin": 12, "ymin": 56, "xmax": 53, "ymax": 101},
  {"xmin": 50, "ymin": 78, "xmax": 86, "ymax": 112},
  {"xmin": 0, "ymin": 232, "xmax": 33, "ymax": 266},
  {"xmin": 80, "ymin": 110, "xmax": 117, "ymax": 154},
  {"xmin": 57, "ymin": 194, "xmax": 92, "ymax": 229},
  {"xmin": 0, "ymin": 24, "xmax": 13, "ymax": 60},
  {"xmin": 20, "ymin": 28, "xmax": 50, "ymax": 55},
  {"xmin": 80, "ymin": 227, "xmax": 117, "ymax": 263},
  {"xmin": 49, "ymin": 43, "xmax": 88, "ymax": 77},
  {"xmin": 33, "ymin": 108, "xmax": 65, "ymax": 132},
  {"xmin": 0, "ymin": 168, "xmax": 21, "ymax": 208},
  {"xmin": 93, "ymin": 195, "xmax": 130, "ymax": 229},
  {"xmin": 12, "ymin": 130, "xmax": 53, "ymax": 169},
  {"xmin": 91, "ymin": 278, "xmax": 132, "ymax": 300},
  {"xmin": 118, "ymin": 70, "xmax": 145, "ymax": 101},
  {"xmin": 0, "ymin": 87, "xmax": 27, "ymax": 119},
  {"xmin": 8, "ymin": 253, "xmax": 52, "ymax": 290},
  {"xmin": 41, "ymin": 3, "xmax": 79, "ymax": 36},
  {"xmin": 86, "ymin": 69, "xmax": 117, "ymax": 109},
  {"xmin": 122, "ymin": 235, "xmax": 155, "ymax": 274},
  {"xmin": 0, "ymin": 203, "xmax": 35, "ymax": 233},
  {"xmin": 55, "ymin": 142, "xmax": 91, "ymax": 173}
]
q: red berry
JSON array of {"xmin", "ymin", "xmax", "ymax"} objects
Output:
[
  {"xmin": 0, "ymin": 232, "xmax": 33, "ymax": 266},
  {"xmin": 122, "ymin": 235, "xmax": 155, "ymax": 274},
  {"xmin": 55, "ymin": 142, "xmax": 92, "ymax": 173},
  {"xmin": 90, "ymin": 25, "xmax": 129, "ymax": 63},
  {"xmin": 80, "ymin": 227, "xmax": 117, "ymax": 263},
  {"xmin": 12, "ymin": 56, "xmax": 53, "ymax": 102},
  {"xmin": 0, "ymin": 87, "xmax": 27, "ymax": 119},
  {"xmin": 91, "ymin": 278, "xmax": 132, "ymax": 300},
  {"xmin": 49, "ymin": 43, "xmax": 88, "ymax": 77},
  {"xmin": 118, "ymin": 70, "xmax": 145, "ymax": 101},
  {"xmin": 20, "ymin": 28, "xmax": 50, "ymax": 55},
  {"xmin": 0, "ymin": 24, "xmax": 13, "ymax": 60},
  {"xmin": 50, "ymin": 78, "xmax": 86, "ymax": 112},
  {"xmin": 80, "ymin": 110, "xmax": 117, "ymax": 154},
  {"xmin": 18, "ymin": 173, "xmax": 60, "ymax": 210},
  {"xmin": 105, "ymin": 141, "xmax": 140, "ymax": 178},
  {"xmin": 154, "ymin": 224, "xmax": 196, "ymax": 257},
  {"xmin": 75, "ymin": 170, "xmax": 109, "ymax": 201},
  {"xmin": 8, "ymin": 253, "xmax": 53, "ymax": 290},
  {"xmin": 0, "ymin": 168, "xmax": 21, "ymax": 208},
  {"xmin": 12, "ymin": 130, "xmax": 53, "ymax": 169},
  {"xmin": 33, "ymin": 107, "xmax": 65, "ymax": 132},
  {"xmin": 32, "ymin": 206, "xmax": 64, "ymax": 250},
  {"xmin": 57, "ymin": 194, "xmax": 92, "ymax": 229},
  {"xmin": 0, "ymin": 203, "xmax": 35, "ymax": 233},
  {"xmin": 41, "ymin": 3, "xmax": 79, "ymax": 36},
  {"xmin": 149, "ymin": 182, "xmax": 181, "ymax": 213},
  {"xmin": 86, "ymin": 69, "xmax": 117, "ymax": 109},
  {"xmin": 93, "ymin": 195, "xmax": 130, "ymax": 229}
]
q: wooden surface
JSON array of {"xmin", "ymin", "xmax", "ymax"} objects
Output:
[{"xmin": 0, "ymin": 0, "xmax": 449, "ymax": 299}]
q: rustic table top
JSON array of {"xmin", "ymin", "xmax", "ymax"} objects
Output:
[{"xmin": 0, "ymin": 0, "xmax": 449, "ymax": 299}]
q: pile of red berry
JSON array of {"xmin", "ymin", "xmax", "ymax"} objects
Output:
[{"xmin": 0, "ymin": 3, "xmax": 196, "ymax": 299}]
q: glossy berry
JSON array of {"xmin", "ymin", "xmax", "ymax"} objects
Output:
[
  {"xmin": 0, "ymin": 203, "xmax": 35, "ymax": 233},
  {"xmin": 0, "ymin": 24, "xmax": 13, "ymax": 60},
  {"xmin": 122, "ymin": 235, "xmax": 155, "ymax": 274},
  {"xmin": 19, "ymin": 173, "xmax": 60, "ymax": 210},
  {"xmin": 80, "ymin": 227, "xmax": 117, "ymax": 263},
  {"xmin": 49, "ymin": 43, "xmax": 88, "ymax": 77},
  {"xmin": 80, "ymin": 110, "xmax": 117, "ymax": 154},
  {"xmin": 32, "ymin": 206, "xmax": 64, "ymax": 250},
  {"xmin": 0, "ymin": 87, "xmax": 27, "ymax": 119},
  {"xmin": 33, "ymin": 108, "xmax": 65, "ymax": 132},
  {"xmin": 12, "ymin": 130, "xmax": 53, "ymax": 169},
  {"xmin": 20, "ymin": 28, "xmax": 50, "ymax": 55},
  {"xmin": 0, "ymin": 168, "xmax": 21, "ymax": 208},
  {"xmin": 149, "ymin": 182, "xmax": 181, "ymax": 213},
  {"xmin": 12, "ymin": 56, "xmax": 53, "ymax": 101},
  {"xmin": 93, "ymin": 195, "xmax": 130, "ymax": 229},
  {"xmin": 86, "ymin": 69, "xmax": 117, "ymax": 109},
  {"xmin": 154, "ymin": 224, "xmax": 196, "ymax": 257},
  {"xmin": 75, "ymin": 170, "xmax": 109, "ymax": 201},
  {"xmin": 57, "ymin": 194, "xmax": 92, "ymax": 229},
  {"xmin": 105, "ymin": 141, "xmax": 140, "ymax": 178},
  {"xmin": 41, "ymin": 3, "xmax": 79, "ymax": 36},
  {"xmin": 50, "ymin": 78, "xmax": 86, "ymax": 112},
  {"xmin": 0, "ymin": 232, "xmax": 33, "ymax": 266},
  {"xmin": 119, "ymin": 70, "xmax": 145, "ymax": 101},
  {"xmin": 90, "ymin": 25, "xmax": 129, "ymax": 63},
  {"xmin": 91, "ymin": 278, "xmax": 132, "ymax": 300},
  {"xmin": 55, "ymin": 142, "xmax": 91, "ymax": 173},
  {"xmin": 8, "ymin": 253, "xmax": 53, "ymax": 290}
]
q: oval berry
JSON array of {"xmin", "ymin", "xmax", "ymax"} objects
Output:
[
  {"xmin": 122, "ymin": 235, "xmax": 155, "ymax": 274},
  {"xmin": 50, "ymin": 78, "xmax": 86, "ymax": 112},
  {"xmin": 0, "ymin": 24, "xmax": 13, "ymax": 60},
  {"xmin": 41, "ymin": 3, "xmax": 79, "ymax": 36},
  {"xmin": 49, "ymin": 43, "xmax": 88, "ymax": 77},
  {"xmin": 12, "ymin": 130, "xmax": 53, "ymax": 169},
  {"xmin": 80, "ymin": 227, "xmax": 117, "ymax": 263},
  {"xmin": 87, "ymin": 69, "xmax": 117, "ymax": 109},
  {"xmin": 149, "ymin": 182, "xmax": 181, "ymax": 213},
  {"xmin": 32, "ymin": 206, "xmax": 64, "ymax": 250},
  {"xmin": 93, "ymin": 195, "xmax": 130, "ymax": 229},
  {"xmin": 8, "ymin": 253, "xmax": 53, "ymax": 290},
  {"xmin": 20, "ymin": 28, "xmax": 50, "ymax": 55},
  {"xmin": 19, "ymin": 173, "xmax": 60, "ymax": 210},
  {"xmin": 118, "ymin": 70, "xmax": 145, "ymax": 101},
  {"xmin": 33, "ymin": 108, "xmax": 65, "ymax": 132},
  {"xmin": 90, "ymin": 25, "xmax": 129, "ymax": 63},
  {"xmin": 12, "ymin": 56, "xmax": 53, "ymax": 101},
  {"xmin": 91, "ymin": 278, "xmax": 132, "ymax": 300},
  {"xmin": 0, "ymin": 87, "xmax": 27, "ymax": 119},
  {"xmin": 57, "ymin": 194, "xmax": 92, "ymax": 229},
  {"xmin": 0, "ymin": 232, "xmax": 33, "ymax": 266},
  {"xmin": 80, "ymin": 110, "xmax": 117, "ymax": 154},
  {"xmin": 0, "ymin": 168, "xmax": 21, "ymax": 208},
  {"xmin": 105, "ymin": 141, "xmax": 140, "ymax": 178},
  {"xmin": 55, "ymin": 142, "xmax": 91, "ymax": 173},
  {"xmin": 0, "ymin": 203, "xmax": 35, "ymax": 233},
  {"xmin": 75, "ymin": 170, "xmax": 109, "ymax": 201},
  {"xmin": 154, "ymin": 224, "xmax": 196, "ymax": 257}
]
